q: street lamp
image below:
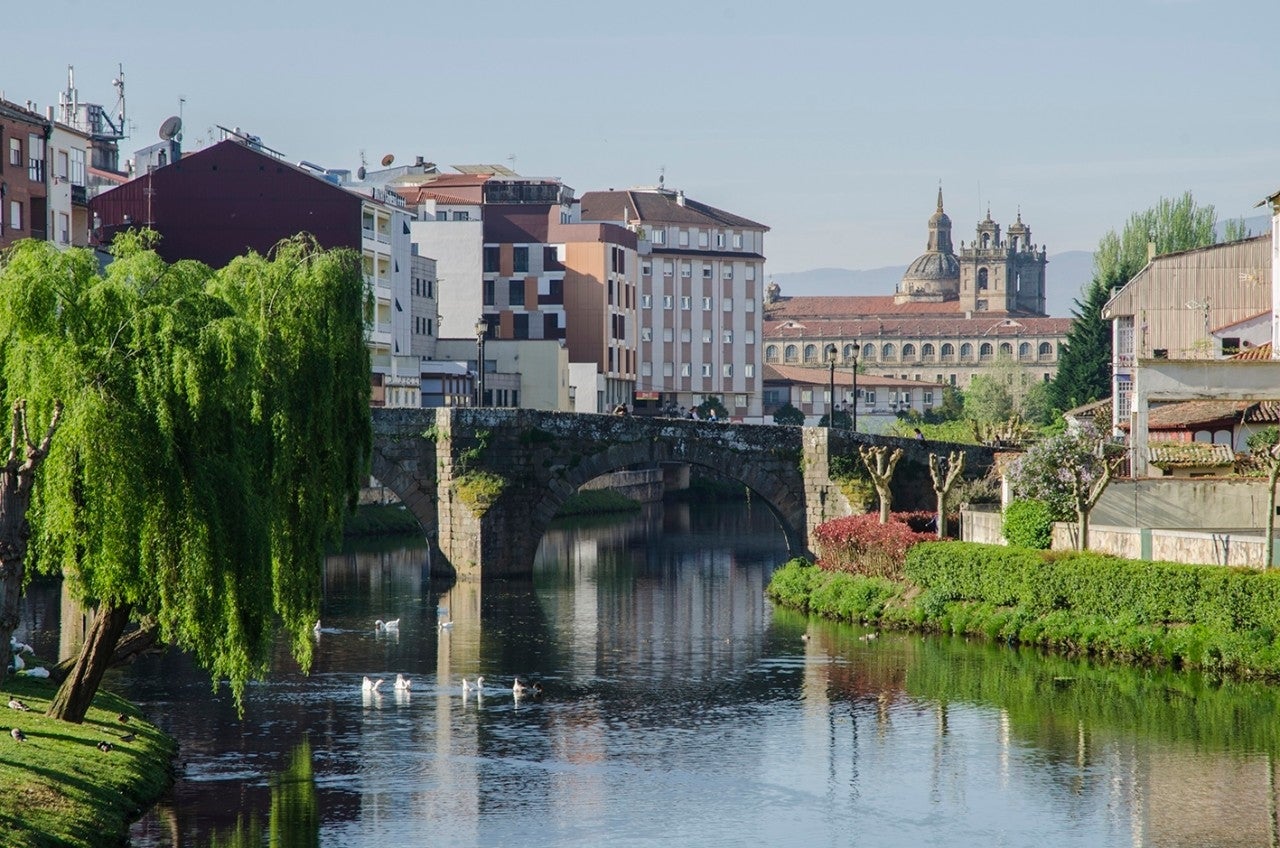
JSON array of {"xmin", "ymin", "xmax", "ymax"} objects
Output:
[
  {"xmin": 825, "ymin": 344, "xmax": 837, "ymax": 429},
  {"xmin": 474, "ymin": 318, "xmax": 487, "ymax": 408},
  {"xmin": 850, "ymin": 342, "xmax": 861, "ymax": 432}
]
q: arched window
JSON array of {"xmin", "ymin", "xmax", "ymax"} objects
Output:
[
  {"xmin": 980, "ymin": 342, "xmax": 994, "ymax": 361},
  {"xmin": 981, "ymin": 233, "xmax": 990, "ymax": 249},
  {"xmin": 803, "ymin": 344, "xmax": 817, "ymax": 363},
  {"xmin": 1019, "ymin": 342, "xmax": 1031, "ymax": 359},
  {"xmin": 941, "ymin": 343, "xmax": 955, "ymax": 360},
  {"xmin": 881, "ymin": 343, "xmax": 897, "ymax": 361},
  {"xmin": 784, "ymin": 344, "xmax": 798, "ymax": 363},
  {"xmin": 999, "ymin": 342, "xmax": 1013, "ymax": 357},
  {"xmin": 921, "ymin": 343, "xmax": 936, "ymax": 360},
  {"xmin": 765, "ymin": 345, "xmax": 780, "ymax": 363},
  {"xmin": 862, "ymin": 345, "xmax": 876, "ymax": 361},
  {"xmin": 960, "ymin": 343, "xmax": 973, "ymax": 360},
  {"xmin": 902, "ymin": 343, "xmax": 917, "ymax": 360},
  {"xmin": 978, "ymin": 268, "xmax": 989, "ymax": 290},
  {"xmin": 1039, "ymin": 341, "xmax": 1053, "ymax": 357},
  {"xmin": 843, "ymin": 343, "xmax": 860, "ymax": 361}
]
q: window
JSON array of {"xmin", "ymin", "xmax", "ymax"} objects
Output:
[
  {"xmin": 980, "ymin": 343, "xmax": 994, "ymax": 361},
  {"xmin": 681, "ymin": 296, "xmax": 691, "ymax": 310},
  {"xmin": 864, "ymin": 391, "xmax": 876, "ymax": 405},
  {"xmin": 1000, "ymin": 342, "xmax": 1013, "ymax": 357},
  {"xmin": 663, "ymin": 295, "xmax": 673, "ymax": 309},
  {"xmin": 641, "ymin": 362, "xmax": 653, "ymax": 377},
  {"xmin": 702, "ymin": 363, "xmax": 712, "ymax": 377},
  {"xmin": 8, "ymin": 201, "xmax": 20, "ymax": 231},
  {"xmin": 56, "ymin": 150, "xmax": 69, "ymax": 180},
  {"xmin": 663, "ymin": 328, "xmax": 674, "ymax": 342},
  {"xmin": 513, "ymin": 247, "xmax": 529, "ymax": 273},
  {"xmin": 702, "ymin": 296, "xmax": 713, "ymax": 310},
  {"xmin": 745, "ymin": 330, "xmax": 755, "ymax": 344},
  {"xmin": 483, "ymin": 246, "xmax": 500, "ymax": 272},
  {"xmin": 698, "ymin": 231, "xmax": 709, "ymax": 248},
  {"xmin": 921, "ymin": 343, "xmax": 935, "ymax": 360},
  {"xmin": 723, "ymin": 364, "xmax": 733, "ymax": 377},
  {"xmin": 723, "ymin": 330, "xmax": 733, "ymax": 344},
  {"xmin": 641, "ymin": 327, "xmax": 652, "ymax": 342},
  {"xmin": 1019, "ymin": 342, "xmax": 1032, "ymax": 359},
  {"xmin": 766, "ymin": 345, "xmax": 779, "ymax": 363},
  {"xmin": 681, "ymin": 363, "xmax": 691, "ymax": 377},
  {"xmin": 732, "ymin": 232, "xmax": 743, "ymax": 249},
  {"xmin": 57, "ymin": 212, "xmax": 69, "ymax": 244},
  {"xmin": 924, "ymin": 391, "xmax": 934, "ymax": 405},
  {"xmin": 978, "ymin": 268, "xmax": 989, "ymax": 290},
  {"xmin": 941, "ymin": 343, "xmax": 955, "ymax": 360},
  {"xmin": 663, "ymin": 261, "xmax": 674, "ymax": 277},
  {"xmin": 703, "ymin": 329, "xmax": 713, "ymax": 343},
  {"xmin": 681, "ymin": 262, "xmax": 691, "ymax": 278},
  {"xmin": 651, "ymin": 228, "xmax": 667, "ymax": 245},
  {"xmin": 663, "ymin": 363, "xmax": 674, "ymax": 377},
  {"xmin": 716, "ymin": 233, "xmax": 725, "ymax": 249},
  {"xmin": 722, "ymin": 266, "xmax": 733, "ymax": 280},
  {"xmin": 642, "ymin": 261, "xmax": 652, "ymax": 276},
  {"xmin": 508, "ymin": 279, "xmax": 525, "ymax": 306},
  {"xmin": 735, "ymin": 394, "xmax": 747, "ymax": 408},
  {"xmin": 862, "ymin": 345, "xmax": 875, "ymax": 361},
  {"xmin": 723, "ymin": 298, "xmax": 733, "ymax": 311},
  {"xmin": 702, "ymin": 266, "xmax": 713, "ymax": 279},
  {"xmin": 8, "ymin": 138, "xmax": 21, "ymax": 167},
  {"xmin": 678, "ymin": 229, "xmax": 689, "ymax": 247},
  {"xmin": 681, "ymin": 328, "xmax": 691, "ymax": 343},
  {"xmin": 881, "ymin": 343, "xmax": 896, "ymax": 361},
  {"xmin": 804, "ymin": 344, "xmax": 817, "ymax": 363},
  {"xmin": 27, "ymin": 135, "xmax": 44, "ymax": 182},
  {"xmin": 70, "ymin": 148, "xmax": 85, "ymax": 185},
  {"xmin": 435, "ymin": 211, "xmax": 448, "ymax": 221},
  {"xmin": 1038, "ymin": 341, "xmax": 1053, "ymax": 357},
  {"xmin": 745, "ymin": 298, "xmax": 755, "ymax": 313},
  {"xmin": 784, "ymin": 345, "xmax": 798, "ymax": 363},
  {"xmin": 960, "ymin": 343, "xmax": 973, "ymax": 360},
  {"xmin": 902, "ymin": 343, "xmax": 917, "ymax": 360},
  {"xmin": 641, "ymin": 294, "xmax": 652, "ymax": 309},
  {"xmin": 483, "ymin": 279, "xmax": 495, "ymax": 305},
  {"xmin": 744, "ymin": 364, "xmax": 754, "ymax": 378},
  {"xmin": 745, "ymin": 264, "xmax": 756, "ymax": 281},
  {"xmin": 452, "ymin": 210, "xmax": 470, "ymax": 221}
]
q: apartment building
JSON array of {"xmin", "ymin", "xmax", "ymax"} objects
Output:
[
  {"xmin": 579, "ymin": 186, "xmax": 768, "ymax": 421},
  {"xmin": 0, "ymin": 100, "xmax": 50, "ymax": 249},
  {"xmin": 47, "ymin": 121, "xmax": 92, "ymax": 247}
]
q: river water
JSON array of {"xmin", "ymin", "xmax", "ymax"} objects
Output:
[{"xmin": 17, "ymin": 499, "xmax": 1280, "ymax": 847}]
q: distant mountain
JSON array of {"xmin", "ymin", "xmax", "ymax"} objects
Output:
[{"xmin": 770, "ymin": 250, "xmax": 1095, "ymax": 318}]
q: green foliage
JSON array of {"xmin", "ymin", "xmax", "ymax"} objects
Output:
[
  {"xmin": 1002, "ymin": 498, "xmax": 1054, "ymax": 549},
  {"xmin": 930, "ymin": 384, "xmax": 965, "ymax": 422},
  {"xmin": 888, "ymin": 418, "xmax": 977, "ymax": 445},
  {"xmin": 1008, "ymin": 425, "xmax": 1111, "ymax": 521},
  {"xmin": 817, "ymin": 408, "xmax": 852, "ymax": 428},
  {"xmin": 1048, "ymin": 278, "xmax": 1113, "ymax": 412},
  {"xmin": 454, "ymin": 470, "xmax": 507, "ymax": 513},
  {"xmin": 556, "ymin": 488, "xmax": 642, "ymax": 516},
  {"xmin": 772, "ymin": 402, "xmax": 805, "ymax": 426},
  {"xmin": 457, "ymin": 428, "xmax": 491, "ymax": 468},
  {"xmin": 0, "ymin": 235, "xmax": 371, "ymax": 706},
  {"xmin": 1247, "ymin": 426, "xmax": 1279, "ymax": 454},
  {"xmin": 963, "ymin": 374, "xmax": 1014, "ymax": 425},
  {"xmin": 1223, "ymin": 217, "xmax": 1254, "ymax": 242},
  {"xmin": 696, "ymin": 396, "xmax": 729, "ymax": 420}
]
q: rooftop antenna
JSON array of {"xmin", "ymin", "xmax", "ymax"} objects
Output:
[
  {"xmin": 112, "ymin": 63, "xmax": 128, "ymax": 140},
  {"xmin": 158, "ymin": 115, "xmax": 182, "ymax": 142},
  {"xmin": 507, "ymin": 153, "xmax": 517, "ymax": 173}
]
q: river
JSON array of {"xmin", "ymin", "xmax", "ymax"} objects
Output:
[{"xmin": 17, "ymin": 499, "xmax": 1280, "ymax": 847}]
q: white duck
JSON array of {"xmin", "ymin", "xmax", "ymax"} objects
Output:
[
  {"xmin": 512, "ymin": 678, "xmax": 528, "ymax": 698},
  {"xmin": 394, "ymin": 673, "xmax": 412, "ymax": 691},
  {"xmin": 438, "ymin": 620, "xmax": 454, "ymax": 630},
  {"xmin": 462, "ymin": 676, "xmax": 485, "ymax": 693},
  {"xmin": 375, "ymin": 619, "xmax": 400, "ymax": 632},
  {"xmin": 362, "ymin": 676, "xmax": 384, "ymax": 693}
]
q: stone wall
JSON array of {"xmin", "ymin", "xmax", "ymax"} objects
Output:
[
  {"xmin": 1051, "ymin": 523, "xmax": 1276, "ymax": 569},
  {"xmin": 961, "ymin": 505, "xmax": 1005, "ymax": 545},
  {"xmin": 578, "ymin": 468, "xmax": 665, "ymax": 503}
]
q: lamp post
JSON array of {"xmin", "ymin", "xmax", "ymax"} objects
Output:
[
  {"xmin": 825, "ymin": 345, "xmax": 837, "ymax": 429},
  {"xmin": 850, "ymin": 342, "xmax": 861, "ymax": 431},
  {"xmin": 474, "ymin": 318, "xmax": 487, "ymax": 408}
]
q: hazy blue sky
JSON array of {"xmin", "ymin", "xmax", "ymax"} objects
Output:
[{"xmin": 7, "ymin": 0, "xmax": 1278, "ymax": 278}]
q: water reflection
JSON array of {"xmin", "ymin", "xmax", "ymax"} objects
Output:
[{"xmin": 13, "ymin": 500, "xmax": 1280, "ymax": 847}]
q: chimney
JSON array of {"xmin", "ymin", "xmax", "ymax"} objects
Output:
[
  {"xmin": 676, "ymin": 190, "xmax": 686, "ymax": 207},
  {"xmin": 415, "ymin": 155, "xmax": 424, "ymax": 166}
]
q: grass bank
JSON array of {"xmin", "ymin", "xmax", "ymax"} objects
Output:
[
  {"xmin": 0, "ymin": 673, "xmax": 175, "ymax": 847},
  {"xmin": 768, "ymin": 540, "xmax": 1280, "ymax": 681},
  {"xmin": 555, "ymin": 489, "xmax": 642, "ymax": 517}
]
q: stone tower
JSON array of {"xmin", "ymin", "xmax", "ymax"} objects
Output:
[
  {"xmin": 958, "ymin": 208, "xmax": 1047, "ymax": 315},
  {"xmin": 894, "ymin": 187, "xmax": 961, "ymax": 304}
]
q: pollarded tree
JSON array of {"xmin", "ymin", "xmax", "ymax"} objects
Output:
[
  {"xmin": 0, "ymin": 233, "xmax": 370, "ymax": 722},
  {"xmin": 1008, "ymin": 424, "xmax": 1121, "ymax": 551},
  {"xmin": 858, "ymin": 445, "xmax": 903, "ymax": 524},
  {"xmin": 928, "ymin": 450, "xmax": 965, "ymax": 539}
]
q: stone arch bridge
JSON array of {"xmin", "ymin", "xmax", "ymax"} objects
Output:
[{"xmin": 370, "ymin": 408, "xmax": 995, "ymax": 579}]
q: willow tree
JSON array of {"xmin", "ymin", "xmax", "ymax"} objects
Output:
[{"xmin": 0, "ymin": 233, "xmax": 370, "ymax": 722}]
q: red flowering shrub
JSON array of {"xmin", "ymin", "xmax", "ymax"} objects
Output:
[{"xmin": 813, "ymin": 512, "xmax": 934, "ymax": 579}]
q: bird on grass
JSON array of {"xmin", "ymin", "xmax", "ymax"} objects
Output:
[
  {"xmin": 119, "ymin": 733, "xmax": 135, "ymax": 743},
  {"xmin": 97, "ymin": 740, "xmax": 113, "ymax": 753},
  {"xmin": 394, "ymin": 674, "xmax": 412, "ymax": 691},
  {"xmin": 7, "ymin": 698, "xmax": 30, "ymax": 712},
  {"xmin": 11, "ymin": 728, "xmax": 26, "ymax": 742},
  {"xmin": 117, "ymin": 713, "xmax": 130, "ymax": 724}
]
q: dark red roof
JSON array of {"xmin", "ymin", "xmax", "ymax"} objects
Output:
[{"xmin": 580, "ymin": 189, "xmax": 767, "ymax": 230}]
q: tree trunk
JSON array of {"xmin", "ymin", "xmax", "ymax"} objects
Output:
[
  {"xmin": 1076, "ymin": 507, "xmax": 1089, "ymax": 552},
  {"xmin": 47, "ymin": 622, "xmax": 160, "ymax": 684},
  {"xmin": 935, "ymin": 492, "xmax": 947, "ymax": 539},
  {"xmin": 47, "ymin": 600, "xmax": 132, "ymax": 723},
  {"xmin": 877, "ymin": 484, "xmax": 892, "ymax": 524}
]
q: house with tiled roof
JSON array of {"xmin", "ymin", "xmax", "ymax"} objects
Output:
[
  {"xmin": 763, "ymin": 364, "xmax": 933, "ymax": 431},
  {"xmin": 762, "ymin": 193, "xmax": 1072, "ymax": 400}
]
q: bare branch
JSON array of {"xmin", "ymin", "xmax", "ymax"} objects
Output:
[{"xmin": 5, "ymin": 402, "xmax": 20, "ymax": 468}]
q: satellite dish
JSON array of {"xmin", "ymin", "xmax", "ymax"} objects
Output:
[
  {"xmin": 357, "ymin": 165, "xmax": 367, "ymax": 180},
  {"xmin": 380, "ymin": 153, "xmax": 395, "ymax": 167},
  {"xmin": 158, "ymin": 115, "xmax": 182, "ymax": 141}
]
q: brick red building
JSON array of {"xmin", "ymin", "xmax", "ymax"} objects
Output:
[{"xmin": 0, "ymin": 100, "xmax": 50, "ymax": 249}]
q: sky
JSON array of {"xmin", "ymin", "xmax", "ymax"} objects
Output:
[{"xmin": 6, "ymin": 0, "xmax": 1279, "ymax": 277}]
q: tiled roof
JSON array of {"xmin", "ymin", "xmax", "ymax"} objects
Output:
[
  {"xmin": 1064, "ymin": 397, "xmax": 1112, "ymax": 423},
  {"xmin": 1212, "ymin": 309, "xmax": 1270, "ymax": 333},
  {"xmin": 767, "ymin": 295, "xmax": 967, "ymax": 318},
  {"xmin": 1243, "ymin": 400, "xmax": 1280, "ymax": 423},
  {"xmin": 579, "ymin": 189, "xmax": 767, "ymax": 230},
  {"xmin": 1230, "ymin": 341, "xmax": 1273, "ymax": 360},
  {"xmin": 763, "ymin": 363, "xmax": 925, "ymax": 389},
  {"xmin": 1146, "ymin": 400, "xmax": 1248, "ymax": 430},
  {"xmin": 765, "ymin": 312, "xmax": 1072, "ymax": 339},
  {"xmin": 1147, "ymin": 441, "xmax": 1235, "ymax": 469}
]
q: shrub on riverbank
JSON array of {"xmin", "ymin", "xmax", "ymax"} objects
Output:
[
  {"xmin": 0, "ymin": 675, "xmax": 174, "ymax": 847},
  {"xmin": 556, "ymin": 489, "xmax": 642, "ymax": 516},
  {"xmin": 812, "ymin": 512, "xmax": 933, "ymax": 579},
  {"xmin": 768, "ymin": 541, "xmax": 1280, "ymax": 679}
]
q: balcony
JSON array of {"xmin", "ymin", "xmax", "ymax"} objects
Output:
[{"xmin": 71, "ymin": 184, "xmax": 87, "ymax": 206}]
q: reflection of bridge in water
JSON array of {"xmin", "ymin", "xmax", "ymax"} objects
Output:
[{"xmin": 370, "ymin": 408, "xmax": 995, "ymax": 579}]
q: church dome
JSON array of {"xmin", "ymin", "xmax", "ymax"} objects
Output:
[
  {"xmin": 898, "ymin": 187, "xmax": 960, "ymax": 297},
  {"xmin": 902, "ymin": 250, "xmax": 960, "ymax": 283}
]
